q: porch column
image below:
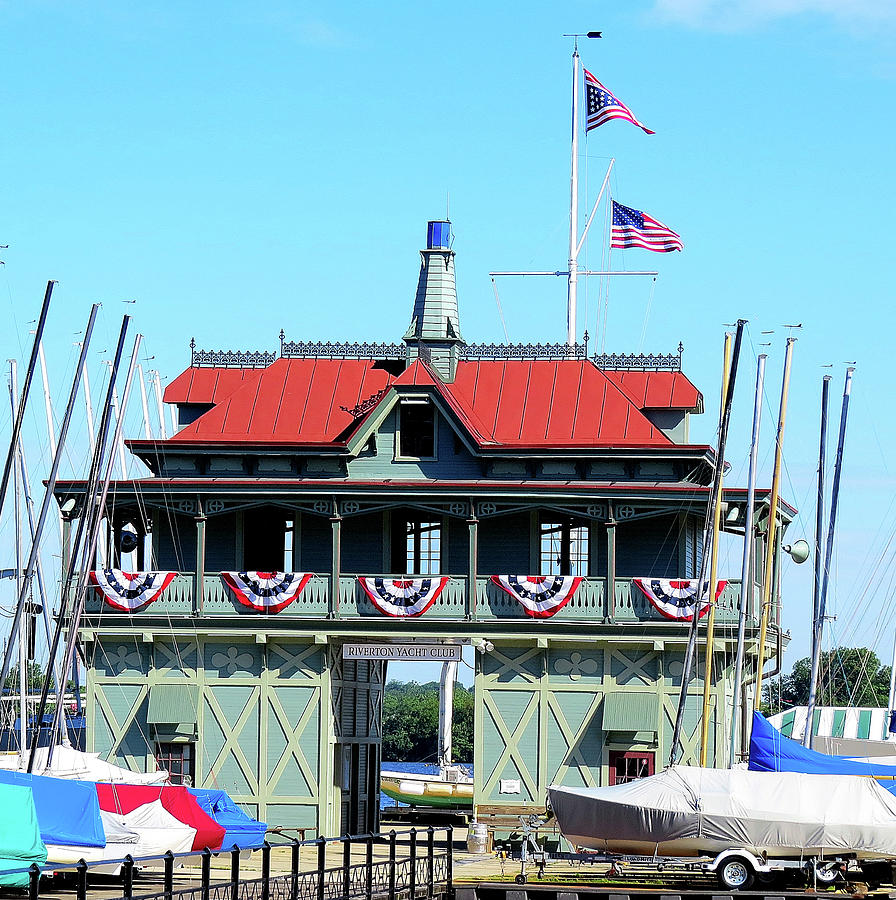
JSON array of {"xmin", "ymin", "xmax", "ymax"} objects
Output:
[
  {"xmin": 330, "ymin": 511, "xmax": 342, "ymax": 618},
  {"xmin": 606, "ymin": 502, "xmax": 617, "ymax": 622},
  {"xmin": 194, "ymin": 507, "xmax": 206, "ymax": 614},
  {"xmin": 467, "ymin": 513, "xmax": 478, "ymax": 620}
]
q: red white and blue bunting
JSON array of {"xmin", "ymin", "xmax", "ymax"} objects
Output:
[
  {"xmin": 221, "ymin": 571, "xmax": 314, "ymax": 614},
  {"xmin": 632, "ymin": 577, "xmax": 728, "ymax": 622},
  {"xmin": 358, "ymin": 577, "xmax": 449, "ymax": 618},
  {"xmin": 491, "ymin": 575, "xmax": 583, "ymax": 618},
  {"xmin": 89, "ymin": 570, "xmax": 177, "ymax": 612}
]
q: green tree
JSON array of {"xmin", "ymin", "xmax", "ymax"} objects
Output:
[
  {"xmin": 381, "ymin": 679, "xmax": 474, "ymax": 762},
  {"xmin": 3, "ymin": 661, "xmax": 45, "ymax": 692},
  {"xmin": 762, "ymin": 647, "xmax": 891, "ymax": 716}
]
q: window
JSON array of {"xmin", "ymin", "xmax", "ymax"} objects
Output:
[
  {"xmin": 398, "ymin": 401, "xmax": 435, "ymax": 458},
  {"xmin": 608, "ymin": 750, "xmax": 654, "ymax": 785},
  {"xmin": 540, "ymin": 520, "xmax": 589, "ymax": 575},
  {"xmin": 405, "ymin": 520, "xmax": 441, "ymax": 574},
  {"xmin": 155, "ymin": 741, "xmax": 195, "ymax": 786}
]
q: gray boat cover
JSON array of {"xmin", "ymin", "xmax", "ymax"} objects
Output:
[{"xmin": 549, "ymin": 766, "xmax": 896, "ymax": 856}]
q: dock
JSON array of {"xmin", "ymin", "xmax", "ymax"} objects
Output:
[{"xmin": 6, "ymin": 828, "xmax": 896, "ymax": 900}]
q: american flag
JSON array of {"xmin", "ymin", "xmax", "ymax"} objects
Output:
[
  {"xmin": 612, "ymin": 201, "xmax": 683, "ymax": 253},
  {"xmin": 584, "ymin": 69, "xmax": 654, "ymax": 134}
]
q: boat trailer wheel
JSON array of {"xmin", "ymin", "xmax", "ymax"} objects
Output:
[
  {"xmin": 717, "ymin": 856, "xmax": 754, "ymax": 891},
  {"xmin": 807, "ymin": 859, "xmax": 841, "ymax": 885}
]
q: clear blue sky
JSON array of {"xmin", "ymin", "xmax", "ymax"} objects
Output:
[{"xmin": 1, "ymin": 1, "xmax": 894, "ymax": 692}]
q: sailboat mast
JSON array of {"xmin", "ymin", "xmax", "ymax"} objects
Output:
[
  {"xmin": 753, "ymin": 337, "xmax": 796, "ymax": 711},
  {"xmin": 28, "ymin": 312, "xmax": 126, "ymax": 771},
  {"xmin": 699, "ymin": 332, "xmax": 732, "ymax": 766},
  {"xmin": 810, "ymin": 377, "xmax": 831, "ymax": 669},
  {"xmin": 0, "ymin": 303, "xmax": 99, "ymax": 722},
  {"xmin": 0, "ymin": 282, "xmax": 54, "ymax": 528},
  {"xmin": 729, "ymin": 353, "xmax": 766, "ymax": 764},
  {"xmin": 10, "ymin": 361, "xmax": 27, "ymax": 766},
  {"xmin": 437, "ymin": 660, "xmax": 457, "ymax": 767},
  {"xmin": 151, "ymin": 370, "xmax": 168, "ymax": 439},
  {"xmin": 567, "ymin": 44, "xmax": 581, "ymax": 347},
  {"xmin": 9, "ymin": 378, "xmax": 64, "ymax": 700},
  {"xmin": 670, "ymin": 320, "xmax": 745, "ymax": 765},
  {"xmin": 804, "ymin": 366, "xmax": 854, "ymax": 746},
  {"xmin": 137, "ymin": 365, "xmax": 153, "ymax": 440},
  {"xmin": 47, "ymin": 333, "xmax": 143, "ymax": 767}
]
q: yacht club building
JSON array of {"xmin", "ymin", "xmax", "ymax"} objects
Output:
[{"xmin": 56, "ymin": 221, "xmax": 791, "ymax": 836}]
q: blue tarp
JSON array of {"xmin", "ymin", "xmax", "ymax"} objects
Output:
[
  {"xmin": 0, "ymin": 769, "xmax": 104, "ymax": 847},
  {"xmin": 749, "ymin": 711, "xmax": 896, "ymax": 791},
  {"xmin": 189, "ymin": 788, "xmax": 267, "ymax": 850}
]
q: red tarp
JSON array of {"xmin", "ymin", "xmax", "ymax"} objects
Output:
[{"xmin": 96, "ymin": 783, "xmax": 225, "ymax": 851}]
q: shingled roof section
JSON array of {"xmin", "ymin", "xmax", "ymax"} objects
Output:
[{"xmin": 157, "ymin": 358, "xmax": 702, "ymax": 450}]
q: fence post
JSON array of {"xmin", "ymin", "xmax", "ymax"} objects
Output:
[
  {"xmin": 317, "ymin": 836, "xmax": 327, "ymax": 900},
  {"xmin": 291, "ymin": 839, "xmax": 300, "ymax": 900},
  {"xmin": 164, "ymin": 850, "xmax": 175, "ymax": 900},
  {"xmin": 122, "ymin": 854, "xmax": 135, "ymax": 900},
  {"xmin": 427, "ymin": 827, "xmax": 434, "ymax": 900},
  {"xmin": 388, "ymin": 831, "xmax": 396, "ymax": 900},
  {"xmin": 230, "ymin": 847, "xmax": 241, "ymax": 900},
  {"xmin": 76, "ymin": 859, "xmax": 88, "ymax": 900},
  {"xmin": 201, "ymin": 848, "xmax": 212, "ymax": 900},
  {"xmin": 409, "ymin": 831, "xmax": 417, "ymax": 900},
  {"xmin": 365, "ymin": 834, "xmax": 373, "ymax": 900},
  {"xmin": 28, "ymin": 863, "xmax": 40, "ymax": 900},
  {"xmin": 342, "ymin": 837, "xmax": 351, "ymax": 900},
  {"xmin": 261, "ymin": 842, "xmax": 271, "ymax": 900},
  {"xmin": 445, "ymin": 826, "xmax": 453, "ymax": 890}
]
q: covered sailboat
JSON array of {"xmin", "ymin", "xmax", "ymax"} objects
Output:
[
  {"xmin": 96, "ymin": 783, "xmax": 226, "ymax": 851},
  {"xmin": 0, "ymin": 745, "xmax": 170, "ymax": 783},
  {"xmin": 0, "ymin": 768, "xmax": 105, "ymax": 849},
  {"xmin": 749, "ymin": 711, "xmax": 896, "ymax": 785},
  {"xmin": 0, "ymin": 783, "xmax": 47, "ymax": 888},
  {"xmin": 190, "ymin": 788, "xmax": 267, "ymax": 850},
  {"xmin": 548, "ymin": 765, "xmax": 896, "ymax": 859}
]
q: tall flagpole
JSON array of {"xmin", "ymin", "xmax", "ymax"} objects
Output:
[{"xmin": 567, "ymin": 43, "xmax": 580, "ymax": 347}]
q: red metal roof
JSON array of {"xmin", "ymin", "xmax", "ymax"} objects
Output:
[
  {"xmin": 158, "ymin": 358, "xmax": 702, "ymax": 450},
  {"xmin": 602, "ymin": 370, "xmax": 702, "ymax": 411}
]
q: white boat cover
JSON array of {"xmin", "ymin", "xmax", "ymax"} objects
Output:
[
  {"xmin": 549, "ymin": 766, "xmax": 896, "ymax": 858},
  {"xmin": 0, "ymin": 746, "xmax": 169, "ymax": 784},
  {"xmin": 46, "ymin": 800, "xmax": 196, "ymax": 868}
]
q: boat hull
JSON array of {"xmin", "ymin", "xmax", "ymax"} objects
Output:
[
  {"xmin": 549, "ymin": 766, "xmax": 896, "ymax": 861},
  {"xmin": 381, "ymin": 771, "xmax": 472, "ymax": 809}
]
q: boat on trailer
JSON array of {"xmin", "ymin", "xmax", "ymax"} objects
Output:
[{"xmin": 548, "ymin": 765, "xmax": 896, "ymax": 860}]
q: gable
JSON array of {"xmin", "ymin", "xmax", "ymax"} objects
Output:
[{"xmin": 347, "ymin": 403, "xmax": 481, "ymax": 481}]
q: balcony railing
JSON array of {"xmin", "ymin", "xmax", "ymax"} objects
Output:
[{"xmin": 81, "ymin": 573, "xmax": 772, "ymax": 627}]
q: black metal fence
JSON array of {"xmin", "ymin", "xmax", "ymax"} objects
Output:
[{"xmin": 11, "ymin": 827, "xmax": 453, "ymax": 900}]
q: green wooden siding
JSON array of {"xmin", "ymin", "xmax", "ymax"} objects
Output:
[
  {"xmin": 474, "ymin": 640, "xmax": 731, "ymax": 811},
  {"xmin": 341, "ymin": 513, "xmax": 387, "ymax": 574},
  {"xmin": 205, "ymin": 512, "xmax": 238, "ymax": 571},
  {"xmin": 478, "ymin": 512, "xmax": 531, "ymax": 574},
  {"xmin": 298, "ymin": 513, "xmax": 332, "ymax": 573},
  {"xmin": 155, "ymin": 510, "xmax": 197, "ymax": 571},
  {"xmin": 88, "ymin": 636, "xmax": 334, "ymax": 832},
  {"xmin": 615, "ymin": 515, "xmax": 685, "ymax": 577},
  {"xmin": 347, "ymin": 409, "xmax": 482, "ymax": 481},
  {"xmin": 603, "ymin": 691, "xmax": 659, "ymax": 731}
]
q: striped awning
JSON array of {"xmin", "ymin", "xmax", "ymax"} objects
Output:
[{"xmin": 769, "ymin": 706, "xmax": 895, "ymax": 743}]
